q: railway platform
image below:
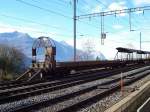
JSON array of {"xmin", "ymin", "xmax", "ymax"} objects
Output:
[
  {"xmin": 137, "ymin": 97, "xmax": 150, "ymax": 112},
  {"xmin": 104, "ymin": 81, "xmax": 150, "ymax": 112}
]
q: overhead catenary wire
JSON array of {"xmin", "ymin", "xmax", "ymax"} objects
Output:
[
  {"xmin": 77, "ymin": 6, "xmax": 150, "ymax": 19},
  {"xmin": 16, "ymin": 0, "xmax": 72, "ymax": 19},
  {"xmin": 0, "ymin": 14, "xmax": 72, "ymax": 32},
  {"xmin": 78, "ymin": 0, "xmax": 113, "ymax": 30},
  {"xmin": 16, "ymin": 0, "xmax": 102, "ymax": 31},
  {"xmin": 77, "ymin": 0, "xmax": 149, "ymax": 46},
  {"xmin": 77, "ymin": 0, "xmax": 115, "ymax": 34},
  {"xmin": 0, "ymin": 13, "xmax": 104, "ymax": 39},
  {"xmin": 76, "ymin": 6, "xmax": 150, "ymax": 44},
  {"xmin": 95, "ymin": 0, "xmax": 107, "ymax": 8},
  {"xmin": 47, "ymin": 0, "xmax": 71, "ymax": 6},
  {"xmin": 3, "ymin": 0, "xmax": 150, "ymax": 47},
  {"xmin": 73, "ymin": 0, "xmax": 103, "ymax": 29},
  {"xmin": 31, "ymin": 0, "xmax": 72, "ymax": 14},
  {"xmin": 57, "ymin": 0, "xmax": 71, "ymax": 5}
]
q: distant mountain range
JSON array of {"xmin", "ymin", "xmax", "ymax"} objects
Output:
[{"xmin": 0, "ymin": 31, "xmax": 106, "ymax": 64}]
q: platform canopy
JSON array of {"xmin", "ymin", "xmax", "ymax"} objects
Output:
[
  {"xmin": 116, "ymin": 47, "xmax": 137, "ymax": 53},
  {"xmin": 139, "ymin": 51, "xmax": 150, "ymax": 54},
  {"xmin": 116, "ymin": 47, "xmax": 150, "ymax": 54},
  {"xmin": 136, "ymin": 50, "xmax": 145, "ymax": 54}
]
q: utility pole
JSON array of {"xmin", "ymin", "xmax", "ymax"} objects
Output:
[
  {"xmin": 73, "ymin": 0, "xmax": 77, "ymax": 61},
  {"xmin": 101, "ymin": 15, "xmax": 103, "ymax": 45},
  {"xmin": 140, "ymin": 32, "xmax": 141, "ymax": 50},
  {"xmin": 101, "ymin": 13, "xmax": 105, "ymax": 45},
  {"xmin": 129, "ymin": 10, "xmax": 132, "ymax": 31}
]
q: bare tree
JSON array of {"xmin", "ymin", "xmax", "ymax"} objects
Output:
[
  {"xmin": 0, "ymin": 44, "xmax": 26, "ymax": 80},
  {"xmin": 81, "ymin": 39, "xmax": 95, "ymax": 60}
]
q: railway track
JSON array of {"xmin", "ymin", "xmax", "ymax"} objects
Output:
[
  {"xmin": 0, "ymin": 64, "xmax": 147, "ymax": 105},
  {"xmin": 0, "ymin": 65, "xmax": 150, "ymax": 112},
  {"xmin": 56, "ymin": 70, "xmax": 150, "ymax": 112},
  {"xmin": 0, "ymin": 68, "xmax": 110, "ymax": 90},
  {"xmin": 16, "ymin": 69, "xmax": 150, "ymax": 111},
  {"xmin": 0, "ymin": 64, "xmax": 144, "ymax": 90}
]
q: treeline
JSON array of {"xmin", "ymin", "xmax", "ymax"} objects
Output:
[{"xmin": 0, "ymin": 44, "xmax": 26, "ymax": 80}]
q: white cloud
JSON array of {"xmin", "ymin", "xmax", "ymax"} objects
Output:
[
  {"xmin": 134, "ymin": 0, "xmax": 150, "ymax": 6},
  {"xmin": 91, "ymin": 5, "xmax": 102, "ymax": 13},
  {"xmin": 135, "ymin": 10, "xmax": 143, "ymax": 14},
  {"xmin": 65, "ymin": 34, "xmax": 126, "ymax": 60},
  {"xmin": 65, "ymin": 29, "xmax": 150, "ymax": 59},
  {"xmin": 107, "ymin": 2, "xmax": 127, "ymax": 16},
  {"xmin": 82, "ymin": 5, "xmax": 91, "ymax": 13},
  {"xmin": 119, "ymin": 1, "xmax": 126, "ymax": 5},
  {"xmin": 89, "ymin": 1, "xmax": 127, "ymax": 16},
  {"xmin": 113, "ymin": 24, "xmax": 124, "ymax": 29},
  {"xmin": 66, "ymin": 37, "xmax": 115, "ymax": 59},
  {"xmin": 108, "ymin": 2, "xmax": 127, "ymax": 10}
]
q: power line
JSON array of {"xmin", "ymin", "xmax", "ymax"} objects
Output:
[
  {"xmin": 16, "ymin": 0, "xmax": 72, "ymax": 19},
  {"xmin": 46, "ymin": 0, "xmax": 70, "ymax": 6},
  {"xmin": 76, "ymin": 6, "xmax": 150, "ymax": 44},
  {"xmin": 57, "ymin": 0, "xmax": 71, "ymax": 5},
  {"xmin": 0, "ymin": 14, "xmax": 72, "ymax": 32},
  {"xmin": 76, "ymin": 0, "xmax": 111, "ymax": 29},
  {"xmin": 81, "ymin": 0, "xmax": 89, "ymax": 6},
  {"xmin": 16, "ymin": 0, "xmax": 102, "ymax": 30},
  {"xmin": 32, "ymin": 0, "xmax": 71, "ymax": 10},
  {"xmin": 126, "ymin": 13, "xmax": 150, "ymax": 32},
  {"xmin": 95, "ymin": 0, "xmax": 107, "ymax": 8},
  {"xmin": 0, "ymin": 13, "xmax": 103, "ymax": 39},
  {"xmin": 37, "ymin": 0, "xmax": 73, "ymax": 15},
  {"xmin": 81, "ymin": 0, "xmax": 100, "ymax": 12},
  {"xmin": 77, "ymin": 6, "xmax": 150, "ymax": 19},
  {"xmin": 13, "ymin": 0, "xmax": 136, "ymax": 43},
  {"xmin": 1, "ymin": 14, "xmax": 101, "ymax": 36}
]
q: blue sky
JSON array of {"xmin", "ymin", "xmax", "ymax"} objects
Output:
[{"xmin": 0, "ymin": 0, "xmax": 150, "ymax": 58}]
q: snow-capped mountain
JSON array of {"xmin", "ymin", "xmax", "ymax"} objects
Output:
[{"xmin": 0, "ymin": 31, "xmax": 106, "ymax": 63}]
